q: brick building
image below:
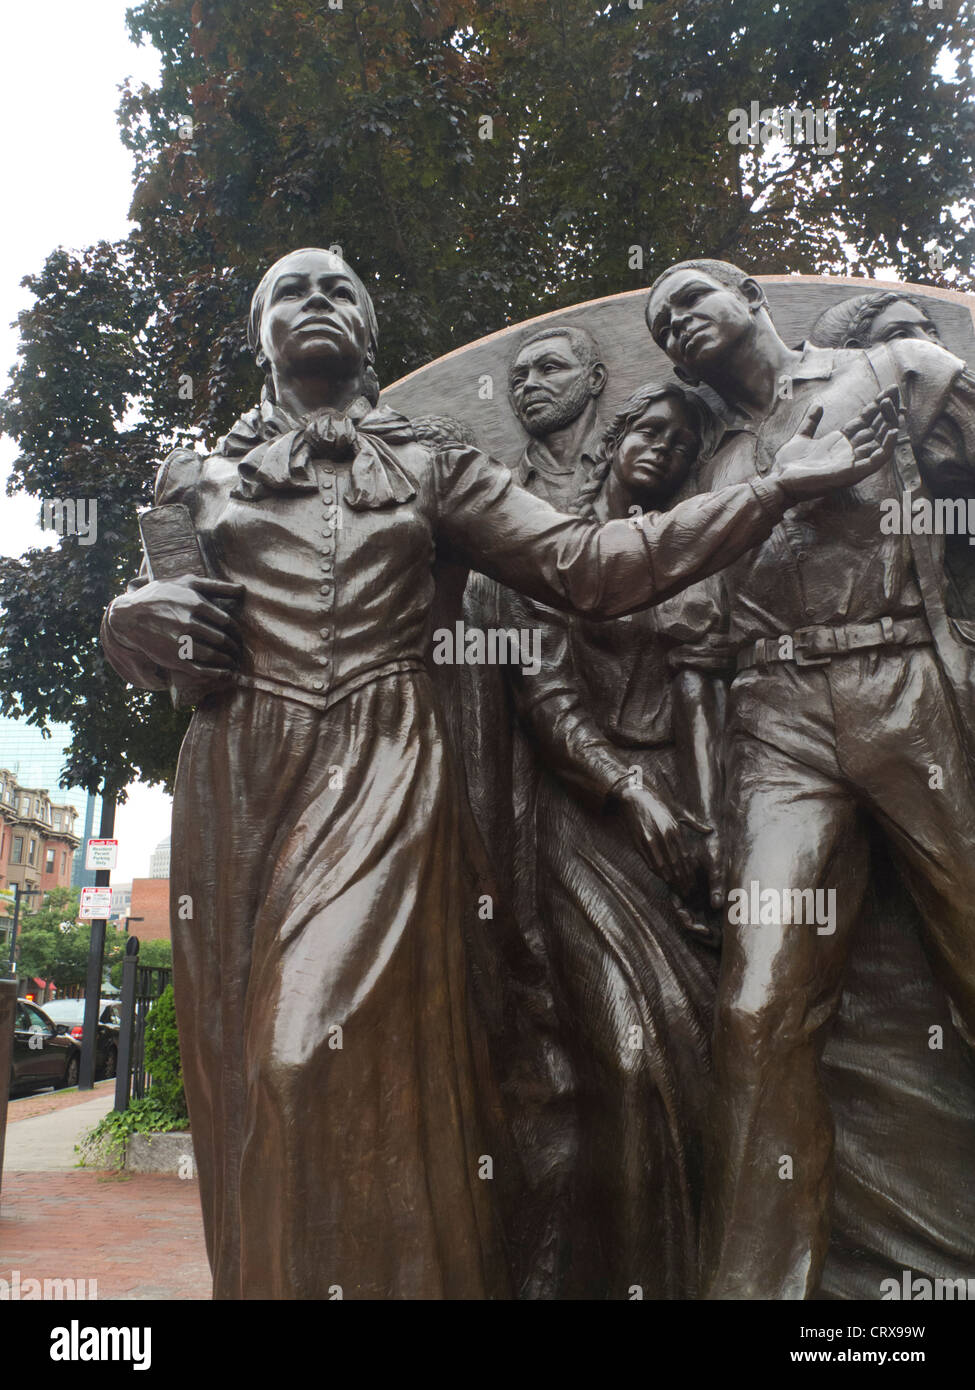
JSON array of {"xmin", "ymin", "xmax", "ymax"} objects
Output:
[
  {"xmin": 0, "ymin": 768, "xmax": 80, "ymax": 952},
  {"xmin": 0, "ymin": 768, "xmax": 80, "ymax": 895},
  {"xmin": 128, "ymin": 877, "xmax": 171, "ymax": 943}
]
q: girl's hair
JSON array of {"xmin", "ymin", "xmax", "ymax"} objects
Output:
[
  {"xmin": 573, "ymin": 382, "xmax": 711, "ymax": 519},
  {"xmin": 808, "ymin": 290, "xmax": 938, "ymax": 350},
  {"xmin": 247, "ymin": 248, "xmax": 381, "ymax": 407}
]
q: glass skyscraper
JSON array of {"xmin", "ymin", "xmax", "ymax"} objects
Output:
[{"xmin": 0, "ymin": 714, "xmax": 97, "ymax": 887}]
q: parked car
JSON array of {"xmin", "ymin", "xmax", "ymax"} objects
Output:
[
  {"xmin": 41, "ymin": 998, "xmax": 120, "ymax": 1081},
  {"xmin": 9, "ymin": 1000, "xmax": 81, "ymax": 1095}
]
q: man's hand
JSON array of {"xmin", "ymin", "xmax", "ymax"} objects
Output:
[
  {"xmin": 773, "ymin": 387, "xmax": 901, "ymax": 502},
  {"xmin": 618, "ymin": 783, "xmax": 711, "ymax": 899},
  {"xmin": 669, "ymin": 826, "xmax": 726, "ymax": 945},
  {"xmin": 698, "ymin": 829, "xmax": 727, "ymax": 912},
  {"xmin": 108, "ymin": 576, "xmax": 244, "ymax": 684}
]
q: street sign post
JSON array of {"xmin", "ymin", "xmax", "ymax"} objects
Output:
[
  {"xmin": 79, "ymin": 793, "xmax": 117, "ymax": 1090},
  {"xmin": 0, "ymin": 977, "xmax": 18, "ymax": 1209},
  {"xmin": 79, "ymin": 887, "xmax": 113, "ymax": 920},
  {"xmin": 0, "ymin": 889, "xmax": 14, "ymax": 947},
  {"xmin": 85, "ymin": 839, "xmax": 118, "ymax": 872},
  {"xmin": 4, "ymin": 884, "xmax": 41, "ymax": 978}
]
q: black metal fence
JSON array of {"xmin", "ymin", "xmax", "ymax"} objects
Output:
[{"xmin": 114, "ymin": 936, "xmax": 172, "ymax": 1113}]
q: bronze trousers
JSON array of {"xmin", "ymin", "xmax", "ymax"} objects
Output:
[{"xmin": 707, "ymin": 646, "xmax": 975, "ymax": 1299}]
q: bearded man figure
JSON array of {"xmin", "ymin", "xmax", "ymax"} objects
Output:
[{"xmin": 459, "ymin": 322, "xmax": 610, "ymax": 1296}]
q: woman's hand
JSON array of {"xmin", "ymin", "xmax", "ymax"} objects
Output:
[
  {"xmin": 772, "ymin": 387, "xmax": 900, "ymax": 501},
  {"xmin": 618, "ymin": 783, "xmax": 711, "ymax": 898},
  {"xmin": 109, "ymin": 576, "xmax": 245, "ymax": 684}
]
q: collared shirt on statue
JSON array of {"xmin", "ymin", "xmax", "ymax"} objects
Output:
[
  {"xmin": 701, "ymin": 340, "xmax": 975, "ymax": 647},
  {"xmin": 516, "ymin": 438, "xmax": 597, "ymax": 511}
]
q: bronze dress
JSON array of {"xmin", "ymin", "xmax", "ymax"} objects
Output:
[
  {"xmin": 498, "ymin": 531, "xmax": 721, "ymax": 1298},
  {"xmin": 101, "ymin": 393, "xmax": 792, "ymax": 1299}
]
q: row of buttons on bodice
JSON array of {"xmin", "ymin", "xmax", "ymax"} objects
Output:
[{"xmin": 314, "ymin": 463, "xmax": 336, "ymax": 691}]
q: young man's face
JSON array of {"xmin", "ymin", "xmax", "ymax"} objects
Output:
[
  {"xmin": 856, "ymin": 299, "xmax": 939, "ymax": 346},
  {"xmin": 508, "ymin": 335, "xmax": 597, "ymax": 437},
  {"xmin": 615, "ymin": 396, "xmax": 699, "ymax": 500},
  {"xmin": 647, "ymin": 270, "xmax": 755, "ymax": 376}
]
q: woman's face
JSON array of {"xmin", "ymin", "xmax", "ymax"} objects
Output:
[
  {"xmin": 259, "ymin": 249, "xmax": 371, "ymax": 382},
  {"xmin": 614, "ymin": 396, "xmax": 699, "ymax": 499}
]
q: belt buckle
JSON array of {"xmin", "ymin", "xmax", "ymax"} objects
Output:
[{"xmin": 793, "ymin": 626, "xmax": 833, "ymax": 666}]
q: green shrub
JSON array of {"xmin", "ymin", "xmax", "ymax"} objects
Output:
[
  {"xmin": 76, "ymin": 983, "xmax": 189, "ymax": 1169},
  {"xmin": 76, "ymin": 1094, "xmax": 188, "ymax": 1170},
  {"xmin": 143, "ymin": 984, "xmax": 186, "ymax": 1119}
]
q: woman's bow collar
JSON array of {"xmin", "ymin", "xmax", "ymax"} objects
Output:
[{"xmin": 221, "ymin": 393, "xmax": 419, "ymax": 510}]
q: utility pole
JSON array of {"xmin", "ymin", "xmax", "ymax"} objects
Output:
[
  {"xmin": 78, "ymin": 790, "xmax": 117, "ymax": 1091},
  {"xmin": 6, "ymin": 882, "xmax": 41, "ymax": 979}
]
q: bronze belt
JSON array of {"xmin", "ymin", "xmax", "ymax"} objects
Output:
[{"xmin": 736, "ymin": 616, "xmax": 932, "ymax": 672}]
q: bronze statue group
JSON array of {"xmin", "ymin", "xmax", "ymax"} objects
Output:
[{"xmin": 101, "ymin": 248, "xmax": 975, "ymax": 1300}]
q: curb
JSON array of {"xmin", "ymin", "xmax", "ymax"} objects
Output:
[{"xmin": 124, "ymin": 1131, "xmax": 195, "ymax": 1175}]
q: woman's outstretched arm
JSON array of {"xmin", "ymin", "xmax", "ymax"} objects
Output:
[{"xmin": 434, "ymin": 391, "xmax": 898, "ymax": 617}]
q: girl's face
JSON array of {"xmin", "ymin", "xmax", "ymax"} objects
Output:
[
  {"xmin": 856, "ymin": 298, "xmax": 938, "ymax": 346},
  {"xmin": 259, "ymin": 249, "xmax": 371, "ymax": 382},
  {"xmin": 614, "ymin": 396, "xmax": 699, "ymax": 499}
]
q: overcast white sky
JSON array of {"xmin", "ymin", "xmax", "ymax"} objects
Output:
[{"xmin": 0, "ymin": 1, "xmax": 170, "ymax": 881}]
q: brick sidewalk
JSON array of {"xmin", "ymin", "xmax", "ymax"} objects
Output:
[
  {"xmin": 6, "ymin": 1079, "xmax": 116, "ymax": 1124},
  {"xmin": 0, "ymin": 1170, "xmax": 211, "ymax": 1299}
]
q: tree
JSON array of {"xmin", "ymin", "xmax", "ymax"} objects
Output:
[
  {"xmin": 143, "ymin": 984, "xmax": 187, "ymax": 1119},
  {"xmin": 2, "ymin": 0, "xmax": 973, "ymax": 792},
  {"xmin": 0, "ymin": 244, "xmax": 191, "ymax": 794},
  {"xmin": 17, "ymin": 886, "xmax": 81, "ymax": 935},
  {"xmin": 17, "ymin": 893, "xmax": 128, "ymax": 993},
  {"xmin": 134, "ymin": 938, "xmax": 173, "ymax": 971}
]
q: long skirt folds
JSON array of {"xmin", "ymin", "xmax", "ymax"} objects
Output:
[{"xmin": 170, "ymin": 672, "xmax": 508, "ymax": 1299}]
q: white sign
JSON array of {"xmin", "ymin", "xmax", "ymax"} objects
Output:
[
  {"xmin": 85, "ymin": 839, "xmax": 118, "ymax": 871},
  {"xmin": 80, "ymin": 887, "xmax": 113, "ymax": 920}
]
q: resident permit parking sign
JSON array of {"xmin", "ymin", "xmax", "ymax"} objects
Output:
[
  {"xmin": 85, "ymin": 838, "xmax": 118, "ymax": 871},
  {"xmin": 80, "ymin": 886, "xmax": 113, "ymax": 920}
]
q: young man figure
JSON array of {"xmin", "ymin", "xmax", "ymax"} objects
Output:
[{"xmin": 646, "ymin": 258, "xmax": 975, "ymax": 1300}]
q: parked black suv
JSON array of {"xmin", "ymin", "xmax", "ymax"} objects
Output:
[{"xmin": 9, "ymin": 1000, "xmax": 81, "ymax": 1095}]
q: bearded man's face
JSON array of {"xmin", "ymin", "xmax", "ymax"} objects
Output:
[{"xmin": 508, "ymin": 336, "xmax": 595, "ymax": 437}]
